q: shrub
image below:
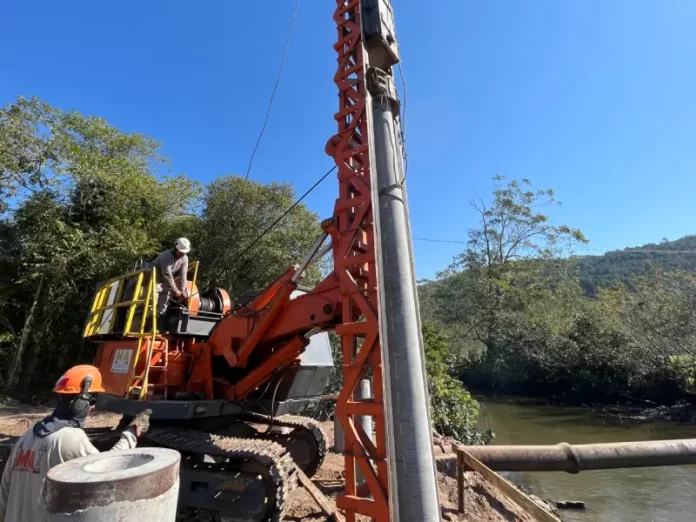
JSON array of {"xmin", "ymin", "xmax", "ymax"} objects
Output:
[{"xmin": 423, "ymin": 323, "xmax": 493, "ymax": 444}]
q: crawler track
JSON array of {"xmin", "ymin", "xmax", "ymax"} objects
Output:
[
  {"xmin": 146, "ymin": 427, "xmax": 296, "ymax": 522},
  {"xmin": 89, "ymin": 426, "xmax": 296, "ymax": 522},
  {"xmin": 241, "ymin": 413, "xmax": 327, "ymax": 478},
  {"xmin": 87, "ymin": 414, "xmax": 325, "ymax": 521}
]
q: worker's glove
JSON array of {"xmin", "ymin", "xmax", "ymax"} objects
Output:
[{"xmin": 128, "ymin": 408, "xmax": 152, "ymax": 437}]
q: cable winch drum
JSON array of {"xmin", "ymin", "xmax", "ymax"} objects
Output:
[{"xmin": 198, "ymin": 288, "xmax": 227, "ymax": 314}]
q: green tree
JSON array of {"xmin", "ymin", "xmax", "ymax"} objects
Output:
[
  {"xmin": 423, "ymin": 322, "xmax": 492, "ymax": 444},
  {"xmin": 0, "ymin": 96, "xmax": 200, "ymax": 390},
  {"xmin": 434, "ymin": 176, "xmax": 587, "ymax": 363},
  {"xmin": 599, "ymin": 268, "xmax": 696, "ymax": 398},
  {"xmin": 577, "ymin": 235, "xmax": 696, "ymax": 295},
  {"xmin": 0, "ymin": 96, "xmax": 333, "ymax": 392},
  {"xmin": 422, "ymin": 177, "xmax": 696, "ymax": 404},
  {"xmin": 194, "ymin": 176, "xmax": 323, "ymax": 295},
  {"xmin": 0, "ymin": 97, "xmax": 60, "ymax": 213}
]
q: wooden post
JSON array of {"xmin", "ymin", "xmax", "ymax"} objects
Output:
[
  {"xmin": 457, "ymin": 450, "xmax": 465, "ymax": 514},
  {"xmin": 452, "ymin": 444, "xmax": 561, "ymax": 522},
  {"xmin": 296, "ymin": 465, "xmax": 345, "ymax": 522}
]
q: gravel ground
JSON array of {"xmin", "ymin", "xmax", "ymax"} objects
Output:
[{"xmin": 0, "ymin": 402, "xmax": 549, "ymax": 521}]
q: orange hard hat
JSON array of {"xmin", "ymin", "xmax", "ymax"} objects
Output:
[{"xmin": 53, "ymin": 365, "xmax": 106, "ymax": 394}]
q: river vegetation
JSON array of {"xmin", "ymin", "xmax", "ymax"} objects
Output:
[{"xmin": 420, "ymin": 177, "xmax": 696, "ymax": 406}]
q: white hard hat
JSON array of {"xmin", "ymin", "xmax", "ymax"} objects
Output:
[{"xmin": 174, "ymin": 237, "xmax": 191, "ymax": 253}]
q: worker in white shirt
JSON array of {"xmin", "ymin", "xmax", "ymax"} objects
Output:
[
  {"xmin": 149, "ymin": 237, "xmax": 192, "ymax": 315},
  {"xmin": 0, "ymin": 365, "xmax": 151, "ymax": 522}
]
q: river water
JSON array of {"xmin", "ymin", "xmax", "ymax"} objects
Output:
[{"xmin": 477, "ymin": 398, "xmax": 696, "ymax": 522}]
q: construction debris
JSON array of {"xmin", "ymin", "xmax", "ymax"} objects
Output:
[
  {"xmin": 555, "ymin": 500, "xmax": 586, "ymax": 510},
  {"xmin": 296, "ymin": 466, "xmax": 345, "ymax": 522}
]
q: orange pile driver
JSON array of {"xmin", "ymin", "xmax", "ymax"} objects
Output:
[
  {"xmin": 84, "ymin": 1, "xmax": 403, "ymax": 521},
  {"xmin": 85, "ymin": 239, "xmax": 338, "ymax": 521}
]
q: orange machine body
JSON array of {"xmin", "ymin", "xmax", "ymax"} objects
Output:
[
  {"xmin": 90, "ymin": 267, "xmax": 340, "ymax": 403},
  {"xmin": 94, "ymin": 338, "xmax": 192, "ymax": 397}
]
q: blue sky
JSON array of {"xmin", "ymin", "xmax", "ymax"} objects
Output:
[{"xmin": 2, "ymin": 1, "xmax": 695, "ymax": 279}]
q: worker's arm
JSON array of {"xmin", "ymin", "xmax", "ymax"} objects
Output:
[
  {"xmin": 178, "ymin": 255, "xmax": 188, "ymax": 294},
  {"xmin": 159, "ymin": 251, "xmax": 179, "ymax": 292},
  {"xmin": 59, "ymin": 428, "xmax": 138, "ymax": 461},
  {"xmin": 110, "ymin": 428, "xmax": 138, "ymax": 451},
  {"xmin": 107, "ymin": 410, "xmax": 150, "ymax": 452},
  {"xmin": 0, "ymin": 444, "xmax": 18, "ymax": 522}
]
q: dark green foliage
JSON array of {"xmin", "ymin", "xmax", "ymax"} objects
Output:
[
  {"xmin": 463, "ymin": 312, "xmax": 647, "ymax": 402},
  {"xmin": 577, "ymin": 236, "xmax": 696, "ymax": 295},
  {"xmin": 423, "ymin": 323, "xmax": 493, "ymax": 444},
  {"xmin": 193, "ymin": 176, "xmax": 322, "ymax": 295},
  {"xmin": 422, "ymin": 176, "xmax": 696, "ymax": 406}
]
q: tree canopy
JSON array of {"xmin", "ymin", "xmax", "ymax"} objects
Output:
[
  {"xmin": 0, "ymin": 96, "xmax": 322, "ymax": 392},
  {"xmin": 577, "ymin": 235, "xmax": 696, "ymax": 295},
  {"xmin": 194, "ymin": 176, "xmax": 322, "ymax": 294}
]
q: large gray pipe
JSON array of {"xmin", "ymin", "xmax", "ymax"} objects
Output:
[
  {"xmin": 369, "ymin": 70, "xmax": 441, "ymax": 521},
  {"xmin": 356, "ymin": 378, "xmax": 374, "ymax": 486},
  {"xmin": 461, "ymin": 439, "xmax": 696, "ymax": 472},
  {"xmin": 359, "ymin": 1, "xmax": 440, "ymax": 520},
  {"xmin": 334, "ymin": 380, "xmax": 373, "ymax": 457},
  {"xmin": 334, "ymin": 414, "xmax": 345, "ymax": 453},
  {"xmin": 43, "ymin": 447, "xmax": 180, "ymax": 520}
]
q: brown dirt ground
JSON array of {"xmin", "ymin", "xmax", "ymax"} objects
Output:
[{"xmin": 0, "ymin": 403, "xmax": 556, "ymax": 521}]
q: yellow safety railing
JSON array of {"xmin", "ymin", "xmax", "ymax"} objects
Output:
[
  {"xmin": 84, "ymin": 260, "xmax": 199, "ymax": 400},
  {"xmin": 131, "ymin": 266, "xmax": 158, "ymax": 399},
  {"xmin": 131, "ymin": 262, "xmax": 198, "ymax": 400},
  {"xmin": 83, "ymin": 267, "xmax": 156, "ymax": 338},
  {"xmin": 188, "ymin": 260, "xmax": 200, "ymax": 309}
]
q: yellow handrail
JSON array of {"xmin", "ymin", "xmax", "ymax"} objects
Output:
[
  {"xmin": 87, "ymin": 260, "xmax": 199, "ymax": 399},
  {"xmin": 139, "ymin": 266, "xmax": 158, "ymax": 400},
  {"xmin": 187, "ymin": 260, "xmax": 200, "ymax": 309},
  {"xmin": 83, "ymin": 284, "xmax": 107, "ymax": 337},
  {"xmin": 83, "ymin": 267, "xmax": 153, "ymax": 338},
  {"xmin": 124, "ymin": 268, "xmax": 155, "ymax": 398},
  {"xmin": 122, "ymin": 271, "xmax": 144, "ymax": 335}
]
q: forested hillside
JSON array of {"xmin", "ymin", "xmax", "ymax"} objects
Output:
[
  {"xmin": 419, "ymin": 177, "xmax": 696, "ymax": 405},
  {"xmin": 577, "ymin": 236, "xmax": 696, "ymax": 295}
]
